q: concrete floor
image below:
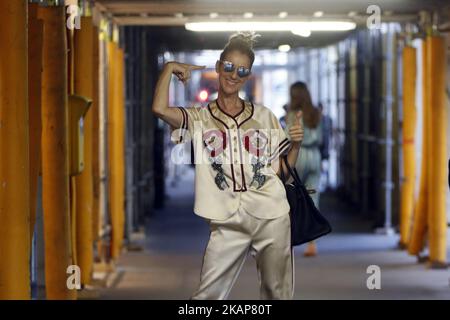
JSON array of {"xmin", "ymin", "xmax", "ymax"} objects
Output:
[{"xmin": 98, "ymin": 167, "xmax": 450, "ymax": 300}]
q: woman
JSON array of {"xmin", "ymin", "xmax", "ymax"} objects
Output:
[
  {"xmin": 285, "ymin": 81, "xmax": 322, "ymax": 257},
  {"xmin": 152, "ymin": 32, "xmax": 304, "ymax": 300}
]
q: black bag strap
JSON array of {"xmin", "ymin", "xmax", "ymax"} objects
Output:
[
  {"xmin": 280, "ymin": 155, "xmax": 304, "ymax": 187},
  {"xmin": 280, "ymin": 157, "xmax": 288, "ymax": 183},
  {"xmin": 283, "ymin": 155, "xmax": 318, "ymax": 194}
]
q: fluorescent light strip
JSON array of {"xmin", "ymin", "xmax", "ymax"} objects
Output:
[
  {"xmin": 185, "ymin": 21, "xmax": 356, "ymax": 32},
  {"xmin": 278, "ymin": 44, "xmax": 291, "ymax": 52},
  {"xmin": 291, "ymin": 29, "xmax": 311, "ymax": 37},
  {"xmin": 313, "ymin": 11, "xmax": 324, "ymax": 18}
]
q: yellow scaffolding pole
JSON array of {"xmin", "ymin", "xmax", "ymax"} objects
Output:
[
  {"xmin": 426, "ymin": 35, "xmax": 447, "ymax": 267},
  {"xmin": 67, "ymin": 17, "xmax": 78, "ymax": 273},
  {"xmin": 38, "ymin": 5, "xmax": 76, "ymax": 300},
  {"xmin": 0, "ymin": 0, "xmax": 30, "ymax": 300},
  {"xmin": 399, "ymin": 45, "xmax": 417, "ymax": 247},
  {"xmin": 92, "ymin": 24, "xmax": 101, "ymax": 246},
  {"xmin": 74, "ymin": 16, "xmax": 95, "ymax": 285},
  {"xmin": 408, "ymin": 39, "xmax": 429, "ymax": 256},
  {"xmin": 96, "ymin": 20, "xmax": 110, "ymax": 265},
  {"xmin": 107, "ymin": 40, "xmax": 126, "ymax": 260},
  {"xmin": 117, "ymin": 47, "xmax": 126, "ymax": 259},
  {"xmin": 28, "ymin": 3, "xmax": 44, "ymax": 240}
]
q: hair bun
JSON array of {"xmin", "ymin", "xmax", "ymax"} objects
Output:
[{"xmin": 228, "ymin": 31, "xmax": 260, "ymax": 49}]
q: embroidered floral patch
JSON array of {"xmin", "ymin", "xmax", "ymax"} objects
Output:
[
  {"xmin": 242, "ymin": 130, "xmax": 269, "ymax": 189},
  {"xmin": 203, "ymin": 129, "xmax": 227, "ymax": 158},
  {"xmin": 211, "ymin": 160, "xmax": 230, "ymax": 190},
  {"xmin": 242, "ymin": 129, "xmax": 268, "ymax": 157},
  {"xmin": 249, "ymin": 157, "xmax": 267, "ymax": 189},
  {"xmin": 203, "ymin": 130, "xmax": 229, "ymax": 190}
]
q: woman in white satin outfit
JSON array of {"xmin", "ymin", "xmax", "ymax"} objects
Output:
[{"xmin": 152, "ymin": 32, "xmax": 304, "ymax": 299}]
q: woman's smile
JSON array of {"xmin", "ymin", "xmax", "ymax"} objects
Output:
[{"xmin": 226, "ymin": 78, "xmax": 239, "ymax": 86}]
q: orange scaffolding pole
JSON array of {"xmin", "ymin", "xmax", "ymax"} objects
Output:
[
  {"xmin": 74, "ymin": 16, "xmax": 95, "ymax": 285},
  {"xmin": 408, "ymin": 39, "xmax": 430, "ymax": 256},
  {"xmin": 38, "ymin": 5, "xmax": 76, "ymax": 300},
  {"xmin": 426, "ymin": 35, "xmax": 447, "ymax": 267},
  {"xmin": 117, "ymin": 47, "xmax": 126, "ymax": 259},
  {"xmin": 107, "ymin": 40, "xmax": 126, "ymax": 260},
  {"xmin": 399, "ymin": 46, "xmax": 417, "ymax": 247},
  {"xmin": 28, "ymin": 3, "xmax": 44, "ymax": 240},
  {"xmin": 92, "ymin": 24, "xmax": 101, "ymax": 246},
  {"xmin": 66, "ymin": 13, "xmax": 78, "ymax": 271},
  {"xmin": 0, "ymin": 0, "xmax": 30, "ymax": 300}
]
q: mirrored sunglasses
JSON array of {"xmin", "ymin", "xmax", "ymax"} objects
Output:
[{"xmin": 220, "ymin": 60, "xmax": 251, "ymax": 78}]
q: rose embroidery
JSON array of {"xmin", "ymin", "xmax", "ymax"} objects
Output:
[
  {"xmin": 203, "ymin": 129, "xmax": 227, "ymax": 158},
  {"xmin": 242, "ymin": 129, "xmax": 269, "ymax": 189},
  {"xmin": 243, "ymin": 129, "xmax": 268, "ymax": 157},
  {"xmin": 203, "ymin": 129, "xmax": 229, "ymax": 190}
]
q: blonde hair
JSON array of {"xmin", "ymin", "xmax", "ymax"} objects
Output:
[{"xmin": 220, "ymin": 31, "xmax": 260, "ymax": 67}]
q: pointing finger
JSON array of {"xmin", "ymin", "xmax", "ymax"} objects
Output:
[
  {"xmin": 189, "ymin": 65, "xmax": 206, "ymax": 70},
  {"xmin": 181, "ymin": 63, "xmax": 205, "ymax": 69}
]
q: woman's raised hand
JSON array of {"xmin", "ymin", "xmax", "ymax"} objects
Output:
[
  {"xmin": 289, "ymin": 111, "xmax": 304, "ymax": 146},
  {"xmin": 166, "ymin": 61, "xmax": 206, "ymax": 84}
]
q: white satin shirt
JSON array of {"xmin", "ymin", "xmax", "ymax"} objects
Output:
[{"xmin": 171, "ymin": 100, "xmax": 291, "ymax": 220}]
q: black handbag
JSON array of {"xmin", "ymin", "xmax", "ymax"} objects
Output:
[{"xmin": 280, "ymin": 155, "xmax": 332, "ymax": 246}]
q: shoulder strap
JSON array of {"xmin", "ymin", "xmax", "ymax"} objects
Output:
[{"xmin": 282, "ymin": 155, "xmax": 304, "ymax": 187}]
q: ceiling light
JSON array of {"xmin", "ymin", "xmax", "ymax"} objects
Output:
[
  {"xmin": 175, "ymin": 13, "xmax": 184, "ymax": 18},
  {"xmin": 291, "ymin": 29, "xmax": 311, "ymax": 37},
  {"xmin": 279, "ymin": 12, "xmax": 288, "ymax": 18},
  {"xmin": 348, "ymin": 11, "xmax": 357, "ymax": 17},
  {"xmin": 313, "ymin": 11, "xmax": 324, "ymax": 17},
  {"xmin": 278, "ymin": 44, "xmax": 291, "ymax": 52},
  {"xmin": 209, "ymin": 12, "xmax": 219, "ymax": 19},
  {"xmin": 243, "ymin": 12, "xmax": 253, "ymax": 19},
  {"xmin": 185, "ymin": 21, "xmax": 356, "ymax": 32},
  {"xmin": 309, "ymin": 21, "xmax": 355, "ymax": 31}
]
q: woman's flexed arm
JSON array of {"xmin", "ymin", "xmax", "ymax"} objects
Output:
[
  {"xmin": 151, "ymin": 61, "xmax": 205, "ymax": 129},
  {"xmin": 277, "ymin": 111, "xmax": 304, "ymax": 179}
]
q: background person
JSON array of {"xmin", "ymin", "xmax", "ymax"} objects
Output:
[{"xmin": 285, "ymin": 81, "xmax": 322, "ymax": 257}]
